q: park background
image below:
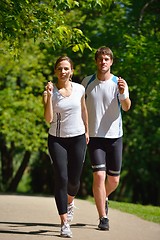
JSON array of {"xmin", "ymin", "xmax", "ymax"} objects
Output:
[{"xmin": 0, "ymin": 0, "xmax": 159, "ymax": 206}]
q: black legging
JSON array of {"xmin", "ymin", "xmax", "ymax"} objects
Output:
[{"xmin": 48, "ymin": 134, "xmax": 86, "ymax": 215}]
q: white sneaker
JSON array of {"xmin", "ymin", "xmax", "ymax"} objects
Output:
[
  {"xmin": 67, "ymin": 201, "xmax": 74, "ymax": 223},
  {"xmin": 60, "ymin": 222, "xmax": 72, "ymax": 238}
]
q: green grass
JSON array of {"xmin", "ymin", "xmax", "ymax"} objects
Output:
[
  {"xmin": 109, "ymin": 200, "xmax": 160, "ymax": 224},
  {"xmin": 87, "ymin": 197, "xmax": 160, "ymax": 224}
]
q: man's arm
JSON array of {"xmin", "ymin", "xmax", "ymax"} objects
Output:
[{"xmin": 118, "ymin": 77, "xmax": 131, "ymax": 111}]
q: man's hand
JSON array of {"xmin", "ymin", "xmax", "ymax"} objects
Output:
[{"xmin": 118, "ymin": 77, "xmax": 126, "ymax": 94}]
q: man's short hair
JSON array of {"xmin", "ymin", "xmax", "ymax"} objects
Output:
[{"xmin": 95, "ymin": 46, "xmax": 113, "ymax": 61}]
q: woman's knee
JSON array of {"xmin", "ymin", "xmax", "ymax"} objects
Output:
[{"xmin": 68, "ymin": 181, "xmax": 80, "ymax": 196}]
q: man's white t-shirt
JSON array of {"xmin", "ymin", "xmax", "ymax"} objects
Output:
[
  {"xmin": 49, "ymin": 82, "xmax": 85, "ymax": 138},
  {"xmin": 82, "ymin": 74, "xmax": 129, "ymax": 138}
]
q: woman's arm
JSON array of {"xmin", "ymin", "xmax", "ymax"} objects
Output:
[
  {"xmin": 43, "ymin": 82, "xmax": 54, "ymax": 123},
  {"xmin": 81, "ymin": 94, "xmax": 89, "ymax": 144}
]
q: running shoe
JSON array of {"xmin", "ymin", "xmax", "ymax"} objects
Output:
[
  {"xmin": 67, "ymin": 201, "xmax": 74, "ymax": 223},
  {"xmin": 98, "ymin": 217, "xmax": 109, "ymax": 230},
  {"xmin": 60, "ymin": 222, "xmax": 72, "ymax": 238}
]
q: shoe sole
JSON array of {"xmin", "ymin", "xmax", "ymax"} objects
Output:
[
  {"xmin": 60, "ymin": 234, "xmax": 72, "ymax": 238},
  {"xmin": 98, "ymin": 226, "xmax": 109, "ymax": 231},
  {"xmin": 98, "ymin": 223, "xmax": 109, "ymax": 231}
]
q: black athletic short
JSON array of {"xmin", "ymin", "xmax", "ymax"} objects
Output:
[{"xmin": 88, "ymin": 137, "xmax": 123, "ymax": 176}]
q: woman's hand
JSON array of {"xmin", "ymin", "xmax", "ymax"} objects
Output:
[
  {"xmin": 85, "ymin": 132, "xmax": 90, "ymax": 144},
  {"xmin": 43, "ymin": 81, "xmax": 54, "ymax": 123},
  {"xmin": 45, "ymin": 81, "xmax": 53, "ymax": 96}
]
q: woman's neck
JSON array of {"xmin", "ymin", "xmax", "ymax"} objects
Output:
[
  {"xmin": 56, "ymin": 80, "xmax": 72, "ymax": 97},
  {"xmin": 56, "ymin": 80, "xmax": 71, "ymax": 89}
]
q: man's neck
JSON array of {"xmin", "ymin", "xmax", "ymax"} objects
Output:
[{"xmin": 97, "ymin": 71, "xmax": 112, "ymax": 81}]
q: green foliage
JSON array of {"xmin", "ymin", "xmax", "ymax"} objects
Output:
[
  {"xmin": 17, "ymin": 167, "xmax": 31, "ymax": 193},
  {"xmin": 71, "ymin": 0, "xmax": 160, "ymax": 205},
  {"xmin": 0, "ymin": 41, "xmax": 48, "ymax": 152},
  {"xmin": 0, "ymin": 40, "xmax": 50, "ymax": 190},
  {"xmin": 0, "ymin": 0, "xmax": 159, "ymax": 206},
  {"xmin": 0, "ymin": 0, "xmax": 112, "ymax": 56}
]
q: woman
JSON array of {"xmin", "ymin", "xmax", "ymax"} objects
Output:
[{"xmin": 43, "ymin": 56, "xmax": 89, "ymax": 238}]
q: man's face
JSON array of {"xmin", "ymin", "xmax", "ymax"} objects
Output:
[{"xmin": 96, "ymin": 54, "xmax": 113, "ymax": 73}]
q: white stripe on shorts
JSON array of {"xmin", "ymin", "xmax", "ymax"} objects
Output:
[{"xmin": 92, "ymin": 164, "xmax": 105, "ymax": 169}]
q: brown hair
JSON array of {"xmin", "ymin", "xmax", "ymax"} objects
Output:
[
  {"xmin": 54, "ymin": 56, "xmax": 74, "ymax": 70},
  {"xmin": 95, "ymin": 46, "xmax": 113, "ymax": 61}
]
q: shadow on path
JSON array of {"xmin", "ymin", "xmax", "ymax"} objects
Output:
[{"xmin": 0, "ymin": 221, "xmax": 97, "ymax": 237}]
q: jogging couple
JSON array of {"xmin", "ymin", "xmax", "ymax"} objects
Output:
[{"xmin": 43, "ymin": 46, "xmax": 131, "ymax": 238}]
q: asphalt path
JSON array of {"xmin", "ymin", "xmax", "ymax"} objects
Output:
[{"xmin": 0, "ymin": 194, "xmax": 159, "ymax": 240}]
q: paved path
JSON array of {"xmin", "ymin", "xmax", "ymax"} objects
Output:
[{"xmin": 0, "ymin": 194, "xmax": 159, "ymax": 240}]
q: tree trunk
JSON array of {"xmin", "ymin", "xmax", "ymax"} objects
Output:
[
  {"xmin": 8, "ymin": 150, "xmax": 31, "ymax": 192},
  {"xmin": 1, "ymin": 139, "xmax": 14, "ymax": 187}
]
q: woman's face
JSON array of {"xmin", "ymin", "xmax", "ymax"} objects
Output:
[{"xmin": 55, "ymin": 60, "xmax": 73, "ymax": 81}]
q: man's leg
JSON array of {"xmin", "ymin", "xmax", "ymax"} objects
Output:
[
  {"xmin": 93, "ymin": 171, "xmax": 107, "ymax": 218},
  {"xmin": 105, "ymin": 175, "xmax": 120, "ymax": 197},
  {"xmin": 93, "ymin": 171, "xmax": 110, "ymax": 230},
  {"xmin": 88, "ymin": 137, "xmax": 109, "ymax": 230}
]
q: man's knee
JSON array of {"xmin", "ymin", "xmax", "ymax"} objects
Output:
[
  {"xmin": 93, "ymin": 171, "xmax": 106, "ymax": 184},
  {"xmin": 107, "ymin": 175, "xmax": 120, "ymax": 187}
]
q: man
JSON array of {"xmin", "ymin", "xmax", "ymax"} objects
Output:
[{"xmin": 82, "ymin": 46, "xmax": 131, "ymax": 230}]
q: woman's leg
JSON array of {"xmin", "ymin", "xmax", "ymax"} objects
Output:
[
  {"xmin": 67, "ymin": 134, "xmax": 87, "ymax": 197},
  {"xmin": 48, "ymin": 135, "xmax": 68, "ymax": 223}
]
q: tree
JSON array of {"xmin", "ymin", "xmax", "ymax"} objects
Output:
[
  {"xmin": 0, "ymin": 0, "xmax": 112, "ymax": 55},
  {"xmin": 64, "ymin": 0, "xmax": 160, "ymax": 204},
  {"xmin": 0, "ymin": 0, "xmax": 113, "ymax": 192},
  {"xmin": 0, "ymin": 0, "xmax": 159, "ymax": 205},
  {"xmin": 0, "ymin": 41, "xmax": 48, "ymax": 191}
]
